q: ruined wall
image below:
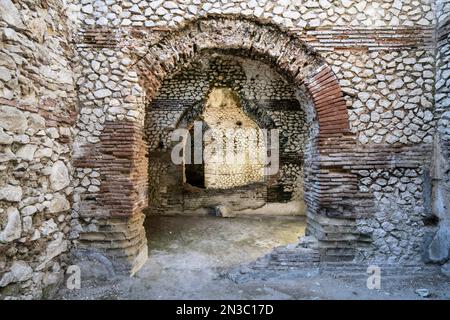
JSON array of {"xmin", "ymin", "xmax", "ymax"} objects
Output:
[
  {"xmin": 0, "ymin": 0, "xmax": 446, "ymax": 300},
  {"xmin": 70, "ymin": 0, "xmax": 441, "ymax": 265},
  {"xmin": 0, "ymin": 0, "xmax": 77, "ymax": 298}
]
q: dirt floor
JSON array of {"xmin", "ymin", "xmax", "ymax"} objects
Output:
[{"xmin": 56, "ymin": 215, "xmax": 450, "ymax": 300}]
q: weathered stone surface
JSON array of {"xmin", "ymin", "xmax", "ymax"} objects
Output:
[
  {"xmin": 0, "ymin": 66, "xmax": 12, "ymax": 82},
  {"xmin": 37, "ymin": 232, "xmax": 68, "ymax": 270},
  {"xmin": 40, "ymin": 219, "xmax": 58, "ymax": 236},
  {"xmin": 0, "ymin": 105, "xmax": 27, "ymax": 133},
  {"xmin": 46, "ymin": 193, "xmax": 70, "ymax": 213},
  {"xmin": 93, "ymin": 89, "xmax": 112, "ymax": 98},
  {"xmin": 0, "ymin": 146, "xmax": 16, "ymax": 162},
  {"xmin": 50, "ymin": 161, "xmax": 70, "ymax": 191},
  {"xmin": 28, "ymin": 18, "xmax": 47, "ymax": 43},
  {"xmin": 15, "ymin": 144, "xmax": 37, "ymax": 161},
  {"xmin": 27, "ymin": 114, "xmax": 46, "ymax": 133},
  {"xmin": 0, "ymin": 0, "xmax": 25, "ymax": 28},
  {"xmin": 0, "ymin": 128, "xmax": 13, "ymax": 144},
  {"xmin": 0, "ymin": 184, "xmax": 22, "ymax": 202},
  {"xmin": 0, "ymin": 207, "xmax": 22, "ymax": 243},
  {"xmin": 0, "ymin": 0, "xmax": 76, "ymax": 300},
  {"xmin": 0, "ymin": 261, "xmax": 32, "ymax": 287}
]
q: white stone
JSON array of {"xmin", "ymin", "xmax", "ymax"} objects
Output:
[
  {"xmin": 21, "ymin": 205, "xmax": 37, "ymax": 216},
  {"xmin": 155, "ymin": 7, "xmax": 168, "ymax": 15},
  {"xmin": 0, "ymin": 207, "xmax": 21, "ymax": 243},
  {"xmin": 0, "ymin": 184, "xmax": 22, "ymax": 202},
  {"xmin": 10, "ymin": 260, "xmax": 32, "ymax": 281},
  {"xmin": 390, "ymin": 16, "xmax": 399, "ymax": 26},
  {"xmin": 254, "ymin": 6, "xmax": 263, "ymax": 17},
  {"xmin": 370, "ymin": 111, "xmax": 380, "ymax": 122},
  {"xmin": 0, "ymin": 147, "xmax": 15, "ymax": 162},
  {"xmin": 46, "ymin": 193, "xmax": 70, "ymax": 213},
  {"xmin": 358, "ymin": 133, "xmax": 369, "ymax": 144},
  {"xmin": 389, "ymin": 79, "xmax": 404, "ymax": 89},
  {"xmin": 47, "ymin": 127, "xmax": 59, "ymax": 139},
  {"xmin": 0, "ymin": 105, "xmax": 27, "ymax": 133},
  {"xmin": 150, "ymin": 0, "xmax": 163, "ymax": 10},
  {"xmin": 0, "ymin": 66, "xmax": 12, "ymax": 82},
  {"xmin": 97, "ymin": 17, "xmax": 108, "ymax": 26},
  {"xmin": 358, "ymin": 92, "xmax": 370, "ymax": 102},
  {"xmin": 360, "ymin": 114, "xmax": 370, "ymax": 123},
  {"xmin": 394, "ymin": 110, "xmax": 404, "ymax": 118},
  {"xmin": 93, "ymin": 89, "xmax": 112, "ymax": 99},
  {"xmin": 248, "ymin": 0, "xmax": 257, "ymax": 8},
  {"xmin": 393, "ymin": 0, "xmax": 402, "ymax": 10},
  {"xmin": 339, "ymin": 0, "xmax": 351, "ymax": 7},
  {"xmin": 31, "ymin": 230, "xmax": 41, "ymax": 241},
  {"xmin": 37, "ymin": 232, "xmax": 68, "ymax": 271},
  {"xmin": 163, "ymin": 1, "xmax": 177, "ymax": 9},
  {"xmin": 40, "ymin": 219, "xmax": 58, "ymax": 236},
  {"xmin": 0, "ymin": 128, "xmax": 13, "ymax": 144},
  {"xmin": 22, "ymin": 216, "xmax": 32, "ymax": 231},
  {"xmin": 385, "ymin": 134, "xmax": 399, "ymax": 144},
  {"xmin": 81, "ymin": 4, "xmax": 93, "ymax": 14},
  {"xmin": 355, "ymin": 1, "xmax": 366, "ymax": 11},
  {"xmin": 319, "ymin": 0, "xmax": 332, "ymax": 9},
  {"xmin": 273, "ymin": 6, "xmax": 284, "ymax": 14},
  {"xmin": 144, "ymin": 7, "xmax": 154, "ymax": 16},
  {"xmin": 59, "ymin": 127, "xmax": 71, "ymax": 137},
  {"xmin": 423, "ymin": 110, "xmax": 433, "ymax": 122},
  {"xmin": 27, "ymin": 114, "xmax": 46, "ymax": 133},
  {"xmin": 35, "ymin": 147, "xmax": 53, "ymax": 158},
  {"xmin": 0, "ymin": 0, "xmax": 25, "ymax": 29},
  {"xmin": 91, "ymin": 60, "xmax": 100, "ymax": 71},
  {"xmin": 283, "ymin": 10, "xmax": 300, "ymax": 19},
  {"xmin": 108, "ymin": 106, "xmax": 126, "ymax": 115},
  {"xmin": 403, "ymin": 58, "xmax": 416, "ymax": 65},
  {"xmin": 15, "ymin": 144, "xmax": 37, "ymax": 161},
  {"xmin": 129, "ymin": 4, "xmax": 141, "ymax": 14},
  {"xmin": 0, "ymin": 260, "xmax": 32, "ymax": 287},
  {"xmin": 50, "ymin": 161, "xmax": 70, "ymax": 191},
  {"xmin": 88, "ymin": 185, "xmax": 100, "ymax": 192}
]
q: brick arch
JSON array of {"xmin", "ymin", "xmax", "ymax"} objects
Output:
[
  {"xmin": 136, "ymin": 16, "xmax": 349, "ymax": 138},
  {"xmin": 133, "ymin": 17, "xmax": 359, "ymax": 261},
  {"xmin": 74, "ymin": 17, "xmax": 358, "ymax": 274}
]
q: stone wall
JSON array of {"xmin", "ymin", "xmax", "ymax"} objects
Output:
[
  {"xmin": 1, "ymin": 0, "xmax": 449, "ymax": 298},
  {"xmin": 71, "ymin": 0, "xmax": 440, "ymax": 269},
  {"xmin": 77, "ymin": 0, "xmax": 435, "ymax": 29},
  {"xmin": 0, "ymin": 0, "xmax": 77, "ymax": 299}
]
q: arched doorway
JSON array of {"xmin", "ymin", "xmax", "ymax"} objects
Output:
[{"xmin": 73, "ymin": 17, "xmax": 354, "ymax": 275}]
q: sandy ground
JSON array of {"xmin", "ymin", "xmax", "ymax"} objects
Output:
[{"xmin": 56, "ymin": 215, "xmax": 450, "ymax": 300}]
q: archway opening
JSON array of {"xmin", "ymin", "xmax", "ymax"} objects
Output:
[
  {"xmin": 71, "ymin": 17, "xmax": 352, "ymax": 279},
  {"xmin": 143, "ymin": 52, "xmax": 313, "ymax": 272}
]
